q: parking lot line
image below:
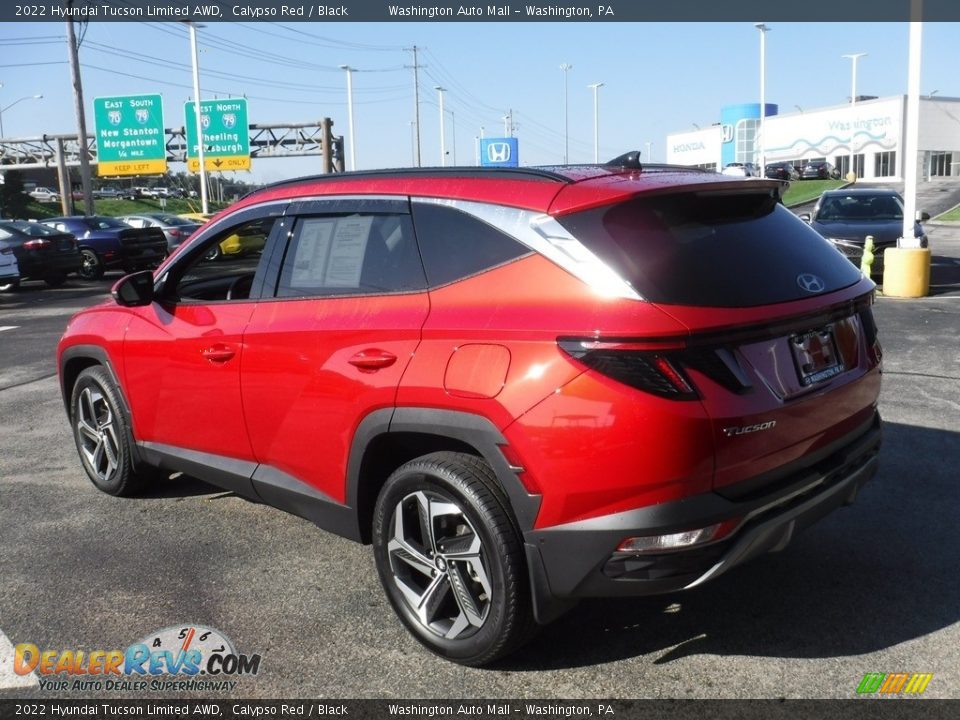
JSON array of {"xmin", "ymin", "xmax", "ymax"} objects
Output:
[
  {"xmin": 0, "ymin": 628, "xmax": 38, "ymax": 690},
  {"xmin": 0, "ymin": 327, "xmax": 19, "ymax": 333}
]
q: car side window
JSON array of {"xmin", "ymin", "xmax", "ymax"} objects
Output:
[
  {"xmin": 126, "ymin": 218, "xmax": 146, "ymax": 228},
  {"xmin": 161, "ymin": 216, "xmax": 279, "ymax": 303},
  {"xmin": 275, "ymin": 213, "xmax": 426, "ymax": 298},
  {"xmin": 410, "ymin": 203, "xmax": 529, "ymax": 288}
]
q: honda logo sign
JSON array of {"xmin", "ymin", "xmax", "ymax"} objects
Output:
[{"xmin": 480, "ymin": 137, "xmax": 519, "ymax": 167}]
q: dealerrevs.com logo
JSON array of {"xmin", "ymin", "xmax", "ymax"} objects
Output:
[
  {"xmin": 15, "ymin": 625, "xmax": 261, "ymax": 693},
  {"xmin": 856, "ymin": 673, "xmax": 933, "ymax": 696}
]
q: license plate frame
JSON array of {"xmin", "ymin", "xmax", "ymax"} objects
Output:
[{"xmin": 790, "ymin": 325, "xmax": 844, "ymax": 386}]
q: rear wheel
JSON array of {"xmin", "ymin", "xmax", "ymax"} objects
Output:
[
  {"xmin": 372, "ymin": 451, "xmax": 534, "ymax": 666},
  {"xmin": 70, "ymin": 366, "xmax": 151, "ymax": 496},
  {"xmin": 78, "ymin": 249, "xmax": 104, "ymax": 280},
  {"xmin": 203, "ymin": 244, "xmax": 222, "ymax": 262}
]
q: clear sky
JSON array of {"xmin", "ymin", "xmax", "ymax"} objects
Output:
[{"xmin": 2, "ymin": 20, "xmax": 958, "ymax": 183}]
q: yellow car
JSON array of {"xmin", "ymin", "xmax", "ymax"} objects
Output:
[{"xmin": 203, "ymin": 220, "xmax": 268, "ymax": 262}]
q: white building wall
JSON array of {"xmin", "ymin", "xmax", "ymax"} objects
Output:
[{"xmin": 665, "ymin": 127, "xmax": 722, "ymax": 169}]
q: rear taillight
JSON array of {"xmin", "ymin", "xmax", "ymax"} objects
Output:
[
  {"xmin": 558, "ymin": 338, "xmax": 699, "ymax": 400},
  {"xmin": 1, "ymin": 247, "xmax": 13, "ymax": 255},
  {"xmin": 22, "ymin": 239, "xmax": 51, "ymax": 250},
  {"xmin": 168, "ymin": 229, "xmax": 181, "ymax": 237},
  {"xmin": 559, "ymin": 338, "xmax": 755, "ymax": 400},
  {"xmin": 860, "ymin": 307, "xmax": 882, "ymax": 367}
]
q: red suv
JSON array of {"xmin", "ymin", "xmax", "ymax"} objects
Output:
[{"xmin": 58, "ymin": 158, "xmax": 882, "ymax": 665}]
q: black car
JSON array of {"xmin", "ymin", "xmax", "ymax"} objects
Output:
[
  {"xmin": 801, "ymin": 160, "xmax": 841, "ymax": 180},
  {"xmin": 765, "ymin": 161, "xmax": 799, "ymax": 181},
  {"xmin": 39, "ymin": 216, "xmax": 168, "ymax": 280},
  {"xmin": 801, "ymin": 188, "xmax": 928, "ymax": 274},
  {"xmin": 0, "ymin": 220, "xmax": 81, "ymax": 290}
]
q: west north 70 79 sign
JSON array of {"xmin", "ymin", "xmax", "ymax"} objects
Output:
[
  {"xmin": 93, "ymin": 94, "xmax": 167, "ymax": 176},
  {"xmin": 184, "ymin": 98, "xmax": 251, "ymax": 172}
]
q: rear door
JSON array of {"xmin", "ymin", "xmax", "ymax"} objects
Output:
[{"xmin": 240, "ymin": 197, "xmax": 429, "ymax": 506}]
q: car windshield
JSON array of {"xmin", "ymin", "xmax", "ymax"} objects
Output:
[
  {"xmin": 817, "ymin": 195, "xmax": 904, "ymax": 222},
  {"xmin": 85, "ymin": 217, "xmax": 130, "ymax": 230},
  {"xmin": 557, "ymin": 190, "xmax": 862, "ymax": 307},
  {"xmin": 1, "ymin": 220, "xmax": 59, "ymax": 237}
]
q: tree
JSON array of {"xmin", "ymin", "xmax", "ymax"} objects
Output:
[{"xmin": 0, "ymin": 170, "xmax": 30, "ymax": 219}]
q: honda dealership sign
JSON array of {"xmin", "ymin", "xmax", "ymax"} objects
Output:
[{"xmin": 480, "ymin": 137, "xmax": 519, "ymax": 167}]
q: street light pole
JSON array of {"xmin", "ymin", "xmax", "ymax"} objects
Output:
[
  {"xmin": 435, "ymin": 86, "xmax": 446, "ymax": 166},
  {"xmin": 842, "ymin": 53, "xmax": 867, "ymax": 179},
  {"xmin": 560, "ymin": 63, "xmax": 572, "ymax": 164},
  {"xmin": 339, "ymin": 65, "xmax": 357, "ymax": 171},
  {"xmin": 186, "ymin": 21, "xmax": 209, "ymax": 215},
  {"xmin": 588, "ymin": 82, "xmax": 604, "ymax": 163},
  {"xmin": 755, "ymin": 23, "xmax": 770, "ymax": 173},
  {"xmin": 0, "ymin": 94, "xmax": 43, "ymax": 138}
]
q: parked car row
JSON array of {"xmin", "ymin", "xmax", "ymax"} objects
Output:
[
  {"xmin": 0, "ymin": 220, "xmax": 81, "ymax": 291},
  {"xmin": 721, "ymin": 160, "xmax": 842, "ymax": 181}
]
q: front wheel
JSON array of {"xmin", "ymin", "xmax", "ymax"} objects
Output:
[
  {"xmin": 203, "ymin": 244, "xmax": 222, "ymax": 262},
  {"xmin": 372, "ymin": 452, "xmax": 534, "ymax": 666},
  {"xmin": 70, "ymin": 366, "xmax": 152, "ymax": 496}
]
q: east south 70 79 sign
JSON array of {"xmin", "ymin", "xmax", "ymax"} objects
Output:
[{"xmin": 93, "ymin": 94, "xmax": 167, "ymax": 176}]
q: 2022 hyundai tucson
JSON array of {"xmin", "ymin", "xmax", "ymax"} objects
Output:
[{"xmin": 59, "ymin": 158, "xmax": 882, "ymax": 665}]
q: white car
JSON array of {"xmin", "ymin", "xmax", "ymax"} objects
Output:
[
  {"xmin": 29, "ymin": 187, "xmax": 60, "ymax": 202},
  {"xmin": 721, "ymin": 162, "xmax": 759, "ymax": 177},
  {"xmin": 0, "ymin": 247, "xmax": 20, "ymax": 292}
]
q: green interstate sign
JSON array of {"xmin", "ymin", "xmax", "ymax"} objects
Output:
[
  {"xmin": 184, "ymin": 98, "xmax": 251, "ymax": 171},
  {"xmin": 93, "ymin": 94, "xmax": 166, "ymax": 176}
]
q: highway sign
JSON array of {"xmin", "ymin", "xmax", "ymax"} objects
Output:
[
  {"xmin": 185, "ymin": 98, "xmax": 251, "ymax": 172},
  {"xmin": 93, "ymin": 94, "xmax": 166, "ymax": 176}
]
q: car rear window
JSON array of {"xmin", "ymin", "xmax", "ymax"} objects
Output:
[{"xmin": 556, "ymin": 190, "xmax": 862, "ymax": 307}]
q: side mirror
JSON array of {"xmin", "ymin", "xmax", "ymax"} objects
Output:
[
  {"xmin": 917, "ymin": 211, "xmax": 930, "ymax": 222},
  {"xmin": 112, "ymin": 270, "xmax": 155, "ymax": 307},
  {"xmin": 799, "ymin": 213, "xmax": 812, "ymax": 223}
]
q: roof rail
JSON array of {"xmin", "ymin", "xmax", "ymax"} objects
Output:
[{"xmin": 261, "ymin": 166, "xmax": 574, "ymax": 193}]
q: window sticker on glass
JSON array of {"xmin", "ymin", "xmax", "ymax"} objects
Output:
[
  {"xmin": 325, "ymin": 215, "xmax": 373, "ymax": 287},
  {"xmin": 290, "ymin": 218, "xmax": 335, "ymax": 287}
]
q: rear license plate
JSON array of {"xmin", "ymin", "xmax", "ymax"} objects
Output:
[{"xmin": 791, "ymin": 326, "xmax": 843, "ymax": 386}]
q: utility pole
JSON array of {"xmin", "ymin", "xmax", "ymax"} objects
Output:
[
  {"xmin": 339, "ymin": 65, "xmax": 357, "ymax": 171},
  {"xmin": 186, "ymin": 21, "xmax": 209, "ymax": 214},
  {"xmin": 588, "ymin": 82, "xmax": 604, "ymax": 163},
  {"xmin": 435, "ymin": 86, "xmax": 446, "ymax": 166},
  {"xmin": 560, "ymin": 63, "xmax": 573, "ymax": 164},
  {"xmin": 405, "ymin": 46, "xmax": 423, "ymax": 167},
  {"xmin": 65, "ymin": 11, "xmax": 94, "ymax": 215}
]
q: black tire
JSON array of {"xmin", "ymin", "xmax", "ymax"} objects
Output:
[
  {"xmin": 0, "ymin": 278, "xmax": 19, "ymax": 292},
  {"xmin": 203, "ymin": 244, "xmax": 222, "ymax": 262},
  {"xmin": 78, "ymin": 248, "xmax": 104, "ymax": 280},
  {"xmin": 44, "ymin": 274, "xmax": 67, "ymax": 288},
  {"xmin": 372, "ymin": 451, "xmax": 534, "ymax": 666},
  {"xmin": 70, "ymin": 366, "xmax": 150, "ymax": 497}
]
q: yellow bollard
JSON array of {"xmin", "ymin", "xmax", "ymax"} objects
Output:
[
  {"xmin": 882, "ymin": 247, "xmax": 931, "ymax": 298},
  {"xmin": 859, "ymin": 235, "xmax": 875, "ymax": 277}
]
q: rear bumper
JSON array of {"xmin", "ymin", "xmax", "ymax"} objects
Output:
[
  {"xmin": 19, "ymin": 252, "xmax": 81, "ymax": 278},
  {"xmin": 524, "ymin": 411, "xmax": 881, "ymax": 620}
]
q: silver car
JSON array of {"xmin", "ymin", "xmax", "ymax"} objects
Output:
[{"xmin": 117, "ymin": 213, "xmax": 203, "ymax": 253}]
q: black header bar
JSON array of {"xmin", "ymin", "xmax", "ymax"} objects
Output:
[{"xmin": 4, "ymin": 0, "xmax": 960, "ymax": 23}]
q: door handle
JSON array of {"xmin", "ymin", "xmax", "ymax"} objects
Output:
[
  {"xmin": 348, "ymin": 349, "xmax": 397, "ymax": 371},
  {"xmin": 201, "ymin": 344, "xmax": 236, "ymax": 363}
]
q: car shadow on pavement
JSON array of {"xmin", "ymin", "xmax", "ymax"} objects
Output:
[{"xmin": 503, "ymin": 421, "xmax": 959, "ymax": 670}]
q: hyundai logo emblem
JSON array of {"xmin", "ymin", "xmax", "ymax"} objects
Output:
[
  {"xmin": 487, "ymin": 142, "xmax": 511, "ymax": 163},
  {"xmin": 797, "ymin": 273, "xmax": 826, "ymax": 293}
]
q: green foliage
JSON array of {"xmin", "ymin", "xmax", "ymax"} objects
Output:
[{"xmin": 0, "ymin": 170, "xmax": 31, "ymax": 219}]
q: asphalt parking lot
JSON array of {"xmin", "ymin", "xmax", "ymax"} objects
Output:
[{"xmin": 1, "ymin": 227, "xmax": 958, "ymax": 700}]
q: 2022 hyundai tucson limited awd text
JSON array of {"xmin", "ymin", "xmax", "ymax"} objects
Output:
[{"xmin": 59, "ymin": 159, "xmax": 882, "ymax": 665}]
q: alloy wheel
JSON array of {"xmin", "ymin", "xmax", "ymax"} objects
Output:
[
  {"xmin": 75, "ymin": 386, "xmax": 121, "ymax": 484},
  {"xmin": 386, "ymin": 490, "xmax": 492, "ymax": 640}
]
